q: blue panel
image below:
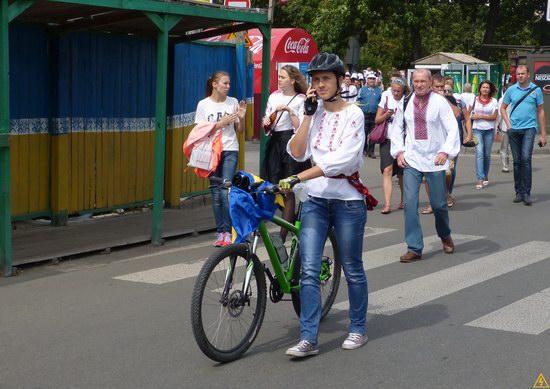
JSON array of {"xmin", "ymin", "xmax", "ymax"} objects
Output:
[
  {"xmin": 55, "ymin": 32, "xmax": 156, "ymax": 131},
  {"xmin": 9, "ymin": 25, "xmax": 49, "ymax": 121},
  {"xmin": 171, "ymin": 42, "xmax": 236, "ymax": 116},
  {"xmin": 235, "ymin": 43, "xmax": 246, "ymax": 101}
]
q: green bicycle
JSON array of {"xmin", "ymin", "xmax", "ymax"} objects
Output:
[{"xmin": 190, "ymin": 175, "xmax": 342, "ymax": 363}]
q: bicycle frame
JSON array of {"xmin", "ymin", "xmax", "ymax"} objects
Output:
[{"xmin": 256, "ymin": 215, "xmax": 300, "ymax": 294}]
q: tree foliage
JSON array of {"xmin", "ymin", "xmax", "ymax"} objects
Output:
[{"xmin": 252, "ymin": 0, "xmax": 550, "ymax": 70}]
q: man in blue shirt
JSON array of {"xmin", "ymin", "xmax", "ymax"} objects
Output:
[
  {"xmin": 357, "ymin": 72, "xmax": 382, "ymax": 158},
  {"xmin": 500, "ymin": 65, "xmax": 547, "ymax": 205}
]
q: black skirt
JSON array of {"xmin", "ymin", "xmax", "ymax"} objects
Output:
[
  {"xmin": 261, "ymin": 130, "xmax": 311, "ymax": 184},
  {"xmin": 379, "ymin": 138, "xmax": 402, "ymax": 176}
]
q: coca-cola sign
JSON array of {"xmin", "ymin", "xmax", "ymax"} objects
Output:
[{"xmin": 284, "ymin": 37, "xmax": 310, "ymax": 54}]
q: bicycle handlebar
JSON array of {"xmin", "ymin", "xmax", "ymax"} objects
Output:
[{"xmin": 208, "ymin": 175, "xmax": 282, "ymax": 195}]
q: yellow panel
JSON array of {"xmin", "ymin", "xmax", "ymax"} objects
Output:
[
  {"xmin": 145, "ymin": 131, "xmax": 154, "ymax": 198},
  {"xmin": 83, "ymin": 132, "xmax": 95, "ymax": 210},
  {"xmin": 135, "ymin": 131, "xmax": 145, "ymax": 200},
  {"xmin": 127, "ymin": 131, "xmax": 138, "ymax": 203},
  {"xmin": 95, "ymin": 131, "xmax": 105, "ymax": 209},
  {"xmin": 38, "ymin": 134, "xmax": 50, "ymax": 211},
  {"xmin": 50, "ymin": 134, "xmax": 69, "ymax": 213},
  {"xmin": 164, "ymin": 128, "xmax": 173, "ymax": 200},
  {"xmin": 10, "ymin": 135, "xmax": 20, "ymax": 214},
  {"xmin": 119, "ymin": 132, "xmax": 130, "ymax": 204},
  {"xmin": 166, "ymin": 127, "xmax": 183, "ymax": 207},
  {"xmin": 68, "ymin": 133, "xmax": 76, "ymax": 212},
  {"xmin": 28, "ymin": 134, "xmax": 40, "ymax": 212},
  {"xmin": 103, "ymin": 131, "xmax": 115, "ymax": 208},
  {"xmin": 245, "ymin": 103, "xmax": 254, "ymax": 140},
  {"xmin": 77, "ymin": 131, "xmax": 85, "ymax": 211},
  {"xmin": 18, "ymin": 134, "xmax": 30, "ymax": 214},
  {"xmin": 113, "ymin": 131, "xmax": 122, "ymax": 205}
]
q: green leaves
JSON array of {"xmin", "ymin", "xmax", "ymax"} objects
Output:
[{"xmin": 252, "ymin": 0, "xmax": 549, "ymax": 70}]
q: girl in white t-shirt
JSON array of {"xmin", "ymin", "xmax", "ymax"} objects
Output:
[
  {"xmin": 374, "ymin": 78, "xmax": 408, "ymax": 214},
  {"xmin": 469, "ymin": 80, "xmax": 498, "ymax": 189},
  {"xmin": 261, "ymin": 65, "xmax": 309, "ymax": 241},
  {"xmin": 194, "ymin": 71, "xmax": 246, "ymax": 247}
]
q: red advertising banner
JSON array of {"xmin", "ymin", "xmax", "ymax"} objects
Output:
[{"xmin": 533, "ymin": 61, "xmax": 550, "ymax": 93}]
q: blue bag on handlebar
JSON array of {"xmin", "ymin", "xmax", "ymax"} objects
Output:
[{"xmin": 229, "ymin": 180, "xmax": 277, "ymax": 244}]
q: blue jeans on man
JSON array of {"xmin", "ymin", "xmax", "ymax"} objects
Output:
[
  {"xmin": 299, "ymin": 197, "xmax": 368, "ymax": 344},
  {"xmin": 210, "ymin": 150, "xmax": 238, "ymax": 233},
  {"xmin": 508, "ymin": 127, "xmax": 536, "ymax": 199},
  {"xmin": 473, "ymin": 129, "xmax": 495, "ymax": 181},
  {"xmin": 403, "ymin": 167, "xmax": 451, "ymax": 255}
]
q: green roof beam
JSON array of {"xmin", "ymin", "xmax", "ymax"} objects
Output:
[
  {"xmin": 48, "ymin": 0, "xmax": 268, "ymax": 24},
  {"xmin": 1, "ymin": 0, "xmax": 14, "ymax": 276},
  {"xmin": 8, "ymin": 0, "xmax": 35, "ymax": 22}
]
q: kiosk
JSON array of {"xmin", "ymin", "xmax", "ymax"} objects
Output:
[{"xmin": 247, "ymin": 28, "xmax": 318, "ymax": 139}]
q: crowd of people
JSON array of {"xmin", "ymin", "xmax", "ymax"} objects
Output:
[{"xmin": 188, "ymin": 54, "xmax": 546, "ymax": 358}]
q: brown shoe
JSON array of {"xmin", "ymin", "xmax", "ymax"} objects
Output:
[
  {"xmin": 441, "ymin": 236, "xmax": 455, "ymax": 254},
  {"xmin": 400, "ymin": 251, "xmax": 422, "ymax": 263}
]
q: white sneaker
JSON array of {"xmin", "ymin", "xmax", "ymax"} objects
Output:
[
  {"xmin": 213, "ymin": 233, "xmax": 224, "ymax": 247},
  {"xmin": 222, "ymin": 232, "xmax": 232, "ymax": 246},
  {"xmin": 342, "ymin": 333, "xmax": 368, "ymax": 350},
  {"xmin": 285, "ymin": 340, "xmax": 319, "ymax": 357}
]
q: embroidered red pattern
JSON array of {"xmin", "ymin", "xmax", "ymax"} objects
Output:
[
  {"xmin": 314, "ymin": 111, "xmax": 340, "ymax": 151},
  {"xmin": 413, "ymin": 93, "xmax": 430, "ymax": 140}
]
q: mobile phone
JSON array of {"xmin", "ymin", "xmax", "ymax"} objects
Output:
[
  {"xmin": 388, "ymin": 109, "xmax": 395, "ymax": 114},
  {"xmin": 538, "ymin": 140, "xmax": 543, "ymax": 148}
]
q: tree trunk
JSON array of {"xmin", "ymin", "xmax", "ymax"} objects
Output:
[
  {"xmin": 410, "ymin": 26, "xmax": 423, "ymax": 60},
  {"xmin": 478, "ymin": 0, "xmax": 500, "ymax": 61}
]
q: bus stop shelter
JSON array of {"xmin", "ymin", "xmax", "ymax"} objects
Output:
[{"xmin": 0, "ymin": 0, "xmax": 272, "ymax": 276}]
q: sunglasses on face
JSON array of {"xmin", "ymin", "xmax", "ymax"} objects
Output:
[{"xmin": 444, "ymin": 89, "xmax": 453, "ymax": 93}]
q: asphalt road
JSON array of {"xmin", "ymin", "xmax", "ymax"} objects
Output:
[{"xmin": 1, "ymin": 148, "xmax": 549, "ymax": 389}]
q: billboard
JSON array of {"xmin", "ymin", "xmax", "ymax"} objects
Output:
[{"xmin": 533, "ymin": 61, "xmax": 550, "ymax": 93}]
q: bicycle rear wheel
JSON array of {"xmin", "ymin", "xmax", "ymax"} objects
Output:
[
  {"xmin": 191, "ymin": 244, "xmax": 267, "ymax": 363},
  {"xmin": 291, "ymin": 228, "xmax": 341, "ymax": 320}
]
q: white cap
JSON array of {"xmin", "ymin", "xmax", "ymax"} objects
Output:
[
  {"xmin": 366, "ymin": 71, "xmax": 376, "ymax": 79},
  {"xmin": 357, "ymin": 73, "xmax": 364, "ymax": 80},
  {"xmin": 345, "ymin": 71, "xmax": 351, "ymax": 76},
  {"xmin": 351, "ymin": 72, "xmax": 358, "ymax": 79}
]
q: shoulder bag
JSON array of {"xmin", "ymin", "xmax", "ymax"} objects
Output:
[{"xmin": 369, "ymin": 96, "xmax": 389, "ymax": 144}]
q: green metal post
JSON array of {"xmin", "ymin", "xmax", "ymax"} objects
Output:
[
  {"xmin": 0, "ymin": 0, "xmax": 13, "ymax": 276},
  {"xmin": 258, "ymin": 24, "xmax": 271, "ymax": 170},
  {"xmin": 145, "ymin": 12, "xmax": 181, "ymax": 246}
]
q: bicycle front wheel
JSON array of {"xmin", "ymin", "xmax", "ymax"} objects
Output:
[
  {"xmin": 291, "ymin": 228, "xmax": 341, "ymax": 320},
  {"xmin": 191, "ymin": 244, "xmax": 267, "ymax": 363}
]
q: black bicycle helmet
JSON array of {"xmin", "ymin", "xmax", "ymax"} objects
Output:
[{"xmin": 307, "ymin": 53, "xmax": 345, "ymax": 77}]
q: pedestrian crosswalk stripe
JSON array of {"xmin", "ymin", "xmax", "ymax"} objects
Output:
[
  {"xmin": 362, "ymin": 233, "xmax": 483, "ymax": 271},
  {"xmin": 334, "ymin": 241, "xmax": 550, "ymax": 316},
  {"xmin": 465, "ymin": 287, "xmax": 550, "ymax": 335},
  {"xmin": 113, "ymin": 227, "xmax": 396, "ymax": 285},
  {"xmin": 368, "ymin": 241, "xmax": 550, "ymax": 315}
]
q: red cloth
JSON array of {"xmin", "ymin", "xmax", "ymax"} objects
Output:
[
  {"xmin": 330, "ymin": 171, "xmax": 378, "ymax": 210},
  {"xmin": 183, "ymin": 121, "xmax": 223, "ymax": 178}
]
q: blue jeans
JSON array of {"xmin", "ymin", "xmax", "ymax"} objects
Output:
[
  {"xmin": 210, "ymin": 151, "xmax": 238, "ymax": 233},
  {"xmin": 448, "ymin": 155, "xmax": 458, "ymax": 195},
  {"xmin": 403, "ymin": 167, "xmax": 450, "ymax": 255},
  {"xmin": 299, "ymin": 197, "xmax": 368, "ymax": 344},
  {"xmin": 508, "ymin": 128, "xmax": 536, "ymax": 197},
  {"xmin": 473, "ymin": 129, "xmax": 495, "ymax": 181}
]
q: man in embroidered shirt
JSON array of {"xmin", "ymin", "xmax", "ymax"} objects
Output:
[
  {"xmin": 499, "ymin": 65, "xmax": 547, "ymax": 206},
  {"xmin": 390, "ymin": 69, "xmax": 461, "ymax": 263}
]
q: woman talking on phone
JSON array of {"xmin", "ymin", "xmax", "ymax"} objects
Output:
[
  {"xmin": 195, "ymin": 71, "xmax": 246, "ymax": 247},
  {"xmin": 262, "ymin": 65, "xmax": 310, "ymax": 242},
  {"xmin": 279, "ymin": 53, "xmax": 370, "ymax": 357}
]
